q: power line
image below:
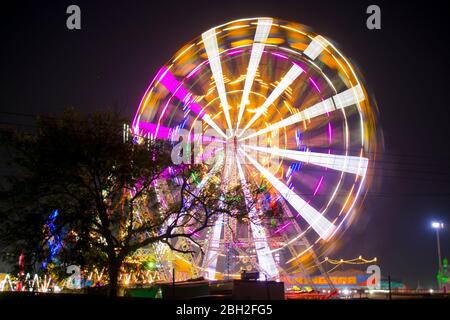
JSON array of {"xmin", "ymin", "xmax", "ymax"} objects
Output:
[{"xmin": 0, "ymin": 111, "xmax": 37, "ymax": 118}]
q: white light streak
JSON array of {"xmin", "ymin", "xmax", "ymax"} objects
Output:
[
  {"xmin": 243, "ymin": 145, "xmax": 368, "ymax": 176},
  {"xmin": 332, "ymin": 84, "xmax": 365, "ymax": 109},
  {"xmin": 303, "ymin": 35, "xmax": 328, "ymax": 60},
  {"xmin": 236, "ymin": 18, "xmax": 272, "ymax": 131},
  {"xmin": 236, "ymin": 154, "xmax": 279, "ymax": 278},
  {"xmin": 202, "ymin": 29, "xmax": 233, "ymax": 136},
  {"xmin": 202, "ymin": 114, "xmax": 228, "ymax": 139},
  {"xmin": 240, "ymin": 84, "xmax": 365, "ymax": 141},
  {"xmin": 203, "ymin": 150, "xmax": 230, "ymax": 279},
  {"xmin": 240, "ymin": 149, "xmax": 336, "ymax": 240},
  {"xmin": 239, "ymin": 63, "xmax": 304, "ymax": 137},
  {"xmin": 205, "ymin": 214, "xmax": 224, "ymax": 279}
]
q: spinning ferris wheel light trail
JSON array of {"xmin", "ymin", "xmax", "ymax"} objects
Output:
[
  {"xmin": 236, "ymin": 153, "xmax": 279, "ymax": 279},
  {"xmin": 132, "ymin": 17, "xmax": 379, "ymax": 281},
  {"xmin": 238, "ymin": 63, "xmax": 304, "ymax": 138},
  {"xmin": 242, "ymin": 145, "xmax": 369, "ymax": 177},
  {"xmin": 240, "ymin": 148, "xmax": 336, "ymax": 240},
  {"xmin": 202, "ymin": 29, "xmax": 234, "ymax": 137},
  {"xmin": 236, "ymin": 18, "xmax": 272, "ymax": 132},
  {"xmin": 239, "ymin": 84, "xmax": 366, "ymax": 141}
]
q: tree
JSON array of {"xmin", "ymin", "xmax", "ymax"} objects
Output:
[{"xmin": 0, "ymin": 109, "xmax": 244, "ymax": 296}]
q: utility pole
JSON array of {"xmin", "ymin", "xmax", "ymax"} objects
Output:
[
  {"xmin": 431, "ymin": 222, "xmax": 444, "ymax": 290},
  {"xmin": 436, "ymin": 227, "xmax": 442, "ymax": 289},
  {"xmin": 172, "ymin": 268, "xmax": 175, "ymax": 299},
  {"xmin": 388, "ymin": 275, "xmax": 392, "ymax": 300}
]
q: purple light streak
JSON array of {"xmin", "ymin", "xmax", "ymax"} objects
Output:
[
  {"xmin": 228, "ymin": 49, "xmax": 244, "ymax": 56},
  {"xmin": 328, "ymin": 122, "xmax": 332, "ymax": 144},
  {"xmin": 309, "ymin": 77, "xmax": 320, "ymax": 93},
  {"xmin": 139, "ymin": 121, "xmax": 225, "ymax": 144},
  {"xmin": 274, "ymin": 221, "xmax": 292, "ymax": 234},
  {"xmin": 313, "ymin": 176, "xmax": 324, "ymax": 196},
  {"xmin": 156, "ymin": 67, "xmax": 206, "ymax": 118},
  {"xmin": 271, "ymin": 52, "xmax": 288, "ymax": 60}
]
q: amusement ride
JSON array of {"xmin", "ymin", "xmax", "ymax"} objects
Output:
[{"xmin": 1, "ymin": 17, "xmax": 380, "ymax": 293}]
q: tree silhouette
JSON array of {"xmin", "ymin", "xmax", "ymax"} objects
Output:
[{"xmin": 0, "ymin": 109, "xmax": 245, "ymax": 296}]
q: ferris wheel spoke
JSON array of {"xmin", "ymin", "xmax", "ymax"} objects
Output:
[
  {"xmin": 236, "ymin": 18, "xmax": 272, "ymax": 132},
  {"xmin": 243, "ymin": 145, "xmax": 368, "ymax": 176},
  {"xmin": 239, "ymin": 148, "xmax": 336, "ymax": 240},
  {"xmin": 238, "ymin": 63, "xmax": 304, "ymax": 138},
  {"xmin": 202, "ymin": 29, "xmax": 234, "ymax": 137},
  {"xmin": 240, "ymin": 84, "xmax": 365, "ymax": 141},
  {"xmin": 236, "ymin": 154, "xmax": 279, "ymax": 279},
  {"xmin": 303, "ymin": 35, "xmax": 329, "ymax": 60},
  {"xmin": 201, "ymin": 114, "xmax": 229, "ymax": 140},
  {"xmin": 155, "ymin": 66, "xmax": 228, "ymax": 139}
]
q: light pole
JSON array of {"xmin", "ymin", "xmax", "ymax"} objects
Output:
[{"xmin": 431, "ymin": 221, "xmax": 444, "ymax": 290}]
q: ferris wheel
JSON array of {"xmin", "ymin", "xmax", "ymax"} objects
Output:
[{"xmin": 132, "ymin": 17, "xmax": 378, "ymax": 281}]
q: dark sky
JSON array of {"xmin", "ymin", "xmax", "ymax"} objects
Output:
[{"xmin": 1, "ymin": 0, "xmax": 449, "ymax": 288}]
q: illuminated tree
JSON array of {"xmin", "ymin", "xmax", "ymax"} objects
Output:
[{"xmin": 0, "ymin": 109, "xmax": 245, "ymax": 296}]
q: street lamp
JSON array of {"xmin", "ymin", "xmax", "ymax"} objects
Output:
[{"xmin": 431, "ymin": 221, "xmax": 444, "ymax": 290}]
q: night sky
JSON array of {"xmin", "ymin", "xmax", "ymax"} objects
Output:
[{"xmin": 1, "ymin": 0, "xmax": 449, "ymax": 288}]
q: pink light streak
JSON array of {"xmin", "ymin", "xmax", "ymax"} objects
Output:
[
  {"xmin": 139, "ymin": 121, "xmax": 173, "ymax": 140},
  {"xmin": 274, "ymin": 221, "xmax": 292, "ymax": 234},
  {"xmin": 161, "ymin": 68, "xmax": 205, "ymax": 116},
  {"xmin": 313, "ymin": 176, "xmax": 324, "ymax": 196},
  {"xmin": 328, "ymin": 122, "xmax": 332, "ymax": 144},
  {"xmin": 185, "ymin": 227, "xmax": 201, "ymax": 238},
  {"xmin": 186, "ymin": 61, "xmax": 207, "ymax": 79},
  {"xmin": 132, "ymin": 68, "xmax": 168, "ymax": 131},
  {"xmin": 155, "ymin": 67, "xmax": 206, "ymax": 118},
  {"xmin": 271, "ymin": 52, "xmax": 288, "ymax": 59},
  {"xmin": 228, "ymin": 49, "xmax": 244, "ymax": 56},
  {"xmin": 292, "ymin": 62, "xmax": 305, "ymax": 72},
  {"xmin": 139, "ymin": 121, "xmax": 226, "ymax": 144},
  {"xmin": 309, "ymin": 77, "xmax": 320, "ymax": 93}
]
